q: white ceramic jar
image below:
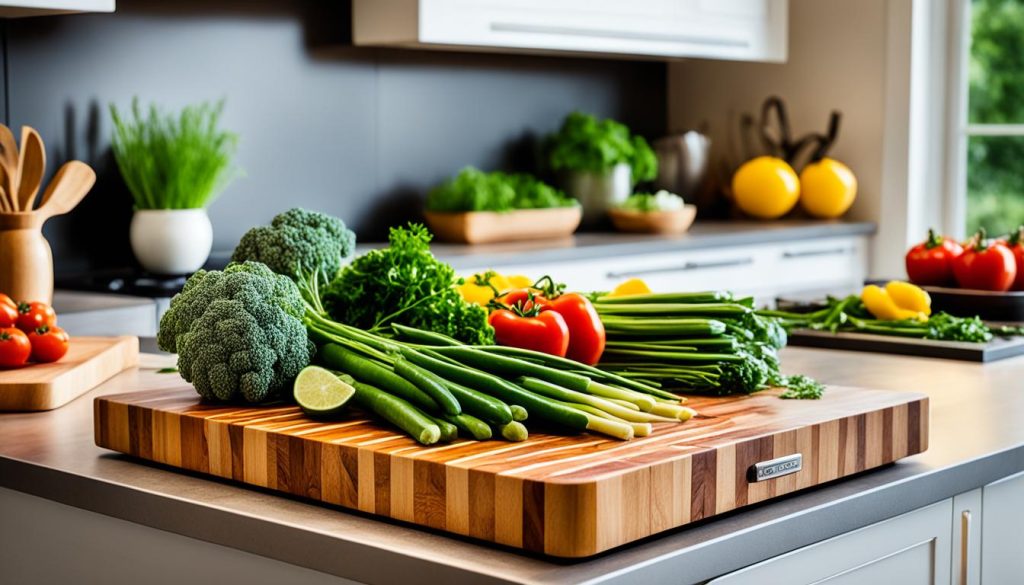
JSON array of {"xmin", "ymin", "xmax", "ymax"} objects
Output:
[
  {"xmin": 563, "ymin": 162, "xmax": 632, "ymax": 227},
  {"xmin": 129, "ymin": 209, "xmax": 213, "ymax": 275}
]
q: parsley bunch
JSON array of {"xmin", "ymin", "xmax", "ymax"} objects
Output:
[{"xmin": 322, "ymin": 224, "xmax": 494, "ymax": 345}]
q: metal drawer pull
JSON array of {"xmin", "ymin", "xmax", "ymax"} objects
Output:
[
  {"xmin": 607, "ymin": 257, "xmax": 753, "ymax": 279},
  {"xmin": 748, "ymin": 454, "xmax": 802, "ymax": 482},
  {"xmin": 960, "ymin": 510, "xmax": 971, "ymax": 585},
  {"xmin": 490, "ymin": 22, "xmax": 751, "ymax": 48},
  {"xmin": 781, "ymin": 247, "xmax": 853, "ymax": 259}
]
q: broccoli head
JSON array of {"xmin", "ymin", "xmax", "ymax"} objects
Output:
[
  {"xmin": 158, "ymin": 261, "xmax": 314, "ymax": 403},
  {"xmin": 176, "ymin": 298, "xmax": 312, "ymax": 402},
  {"xmin": 231, "ymin": 207, "xmax": 356, "ymax": 280}
]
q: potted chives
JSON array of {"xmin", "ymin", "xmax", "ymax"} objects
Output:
[{"xmin": 110, "ymin": 98, "xmax": 239, "ymax": 275}]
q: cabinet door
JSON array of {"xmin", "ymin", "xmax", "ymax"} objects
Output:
[
  {"xmin": 355, "ymin": 0, "xmax": 787, "ymax": 62},
  {"xmin": 708, "ymin": 500, "xmax": 953, "ymax": 585},
  {"xmin": 981, "ymin": 471, "xmax": 1024, "ymax": 584}
]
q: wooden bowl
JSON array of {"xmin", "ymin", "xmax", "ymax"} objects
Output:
[
  {"xmin": 424, "ymin": 207, "xmax": 582, "ymax": 244},
  {"xmin": 607, "ymin": 205, "xmax": 697, "ymax": 235}
]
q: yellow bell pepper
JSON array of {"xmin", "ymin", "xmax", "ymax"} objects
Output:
[
  {"xmin": 860, "ymin": 281, "xmax": 931, "ymax": 321},
  {"xmin": 606, "ymin": 278, "xmax": 652, "ymax": 298},
  {"xmin": 458, "ymin": 271, "xmax": 532, "ymax": 305},
  {"xmin": 883, "ymin": 281, "xmax": 931, "ymax": 317}
]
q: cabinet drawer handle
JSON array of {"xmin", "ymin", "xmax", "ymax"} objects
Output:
[
  {"xmin": 607, "ymin": 257, "xmax": 753, "ymax": 279},
  {"xmin": 781, "ymin": 247, "xmax": 853, "ymax": 259},
  {"xmin": 960, "ymin": 510, "xmax": 971, "ymax": 585}
]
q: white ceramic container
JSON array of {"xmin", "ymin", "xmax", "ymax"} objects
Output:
[{"xmin": 130, "ymin": 208, "xmax": 213, "ymax": 275}]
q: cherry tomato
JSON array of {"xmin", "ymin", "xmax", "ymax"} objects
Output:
[
  {"xmin": 0, "ymin": 302, "xmax": 16, "ymax": 328},
  {"xmin": 952, "ymin": 229, "xmax": 1017, "ymax": 292},
  {"xmin": 0, "ymin": 327, "xmax": 31, "ymax": 368},
  {"xmin": 16, "ymin": 301, "xmax": 57, "ymax": 333},
  {"xmin": 27, "ymin": 325, "xmax": 69, "ymax": 363},
  {"xmin": 905, "ymin": 229, "xmax": 963, "ymax": 287},
  {"xmin": 0, "ymin": 293, "xmax": 15, "ymax": 309}
]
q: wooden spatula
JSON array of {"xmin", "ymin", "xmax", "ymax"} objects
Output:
[
  {"xmin": 0, "ymin": 125, "xmax": 19, "ymax": 202},
  {"xmin": 36, "ymin": 161, "xmax": 95, "ymax": 219},
  {"xmin": 15, "ymin": 127, "xmax": 45, "ymax": 212}
]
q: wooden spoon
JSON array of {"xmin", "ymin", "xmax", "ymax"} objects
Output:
[
  {"xmin": 36, "ymin": 161, "xmax": 96, "ymax": 219},
  {"xmin": 0, "ymin": 182, "xmax": 10, "ymax": 214},
  {"xmin": 15, "ymin": 127, "xmax": 45, "ymax": 212},
  {"xmin": 0, "ymin": 125, "xmax": 19, "ymax": 203}
]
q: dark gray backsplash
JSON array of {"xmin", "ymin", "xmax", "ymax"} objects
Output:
[{"xmin": 2, "ymin": 0, "xmax": 665, "ymax": 274}]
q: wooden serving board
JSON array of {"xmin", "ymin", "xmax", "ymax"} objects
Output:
[
  {"xmin": 787, "ymin": 329, "xmax": 1024, "ymax": 362},
  {"xmin": 94, "ymin": 375, "xmax": 928, "ymax": 558},
  {"xmin": 0, "ymin": 336, "xmax": 139, "ymax": 411}
]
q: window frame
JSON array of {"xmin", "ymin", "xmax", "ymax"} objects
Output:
[{"xmin": 944, "ymin": 0, "xmax": 1024, "ymax": 238}]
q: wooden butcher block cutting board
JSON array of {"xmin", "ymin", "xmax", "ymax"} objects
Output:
[
  {"xmin": 0, "ymin": 336, "xmax": 138, "ymax": 411},
  {"xmin": 94, "ymin": 374, "xmax": 927, "ymax": 558}
]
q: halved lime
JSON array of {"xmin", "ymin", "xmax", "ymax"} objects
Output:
[{"xmin": 294, "ymin": 366, "xmax": 355, "ymax": 417}]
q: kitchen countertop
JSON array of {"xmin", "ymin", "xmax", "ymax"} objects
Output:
[
  {"xmin": 353, "ymin": 220, "xmax": 876, "ymax": 269},
  {"xmin": 3, "ymin": 344, "xmax": 1020, "ymax": 585}
]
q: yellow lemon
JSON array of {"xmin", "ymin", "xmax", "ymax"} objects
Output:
[
  {"xmin": 731, "ymin": 156, "xmax": 800, "ymax": 219},
  {"xmin": 799, "ymin": 158, "xmax": 857, "ymax": 219}
]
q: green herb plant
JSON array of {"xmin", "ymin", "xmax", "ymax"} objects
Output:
[
  {"xmin": 425, "ymin": 167, "xmax": 577, "ymax": 213},
  {"xmin": 110, "ymin": 97, "xmax": 240, "ymax": 210},
  {"xmin": 545, "ymin": 111, "xmax": 657, "ymax": 184}
]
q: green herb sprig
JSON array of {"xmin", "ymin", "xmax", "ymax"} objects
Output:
[{"xmin": 110, "ymin": 98, "xmax": 240, "ymax": 210}]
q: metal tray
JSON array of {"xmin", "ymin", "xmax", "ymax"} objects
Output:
[{"xmin": 786, "ymin": 329, "xmax": 1024, "ymax": 362}]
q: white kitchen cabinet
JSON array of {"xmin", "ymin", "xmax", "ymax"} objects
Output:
[
  {"xmin": 980, "ymin": 471, "xmax": 1024, "ymax": 584},
  {"xmin": 711, "ymin": 470, "xmax": 1024, "ymax": 585},
  {"xmin": 353, "ymin": 0, "xmax": 787, "ymax": 62},
  {"xmin": 707, "ymin": 500, "xmax": 954, "ymax": 584},
  {"xmin": 0, "ymin": 0, "xmax": 113, "ymax": 17},
  {"xmin": 456, "ymin": 234, "xmax": 868, "ymax": 305}
]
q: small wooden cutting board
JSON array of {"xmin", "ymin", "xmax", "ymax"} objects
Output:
[
  {"xmin": 0, "ymin": 336, "xmax": 139, "ymax": 411},
  {"xmin": 95, "ymin": 377, "xmax": 927, "ymax": 557}
]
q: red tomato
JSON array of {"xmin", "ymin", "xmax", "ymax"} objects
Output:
[
  {"xmin": 546, "ymin": 293, "xmax": 606, "ymax": 365},
  {"xmin": 0, "ymin": 327, "xmax": 31, "ymax": 368},
  {"xmin": 0, "ymin": 293, "xmax": 15, "ymax": 309},
  {"xmin": 28, "ymin": 325, "xmax": 69, "ymax": 363},
  {"xmin": 953, "ymin": 230, "xmax": 1017, "ymax": 291},
  {"xmin": 0, "ymin": 302, "xmax": 16, "ymax": 328},
  {"xmin": 1007, "ymin": 227, "xmax": 1024, "ymax": 291},
  {"xmin": 488, "ymin": 309, "xmax": 570, "ymax": 357},
  {"xmin": 16, "ymin": 301, "xmax": 57, "ymax": 333},
  {"xmin": 905, "ymin": 229, "xmax": 963, "ymax": 286}
]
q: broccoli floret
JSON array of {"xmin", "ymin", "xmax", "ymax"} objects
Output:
[
  {"xmin": 231, "ymin": 208, "xmax": 356, "ymax": 280},
  {"xmin": 176, "ymin": 299, "xmax": 312, "ymax": 402},
  {"xmin": 157, "ymin": 261, "xmax": 304, "ymax": 352},
  {"xmin": 158, "ymin": 261, "xmax": 314, "ymax": 403}
]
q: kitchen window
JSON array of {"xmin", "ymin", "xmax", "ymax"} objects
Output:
[{"xmin": 953, "ymin": 0, "xmax": 1024, "ymax": 236}]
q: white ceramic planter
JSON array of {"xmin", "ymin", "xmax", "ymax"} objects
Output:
[
  {"xmin": 130, "ymin": 209, "xmax": 213, "ymax": 275},
  {"xmin": 563, "ymin": 162, "xmax": 632, "ymax": 226}
]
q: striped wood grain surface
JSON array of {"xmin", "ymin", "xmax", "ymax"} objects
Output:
[
  {"xmin": 0, "ymin": 336, "xmax": 138, "ymax": 411},
  {"xmin": 94, "ymin": 378, "xmax": 928, "ymax": 557}
]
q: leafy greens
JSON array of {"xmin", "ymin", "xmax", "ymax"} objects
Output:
[
  {"xmin": 322, "ymin": 223, "xmax": 494, "ymax": 345},
  {"xmin": 425, "ymin": 167, "xmax": 577, "ymax": 213}
]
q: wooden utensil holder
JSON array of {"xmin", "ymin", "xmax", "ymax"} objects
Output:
[{"xmin": 0, "ymin": 213, "xmax": 53, "ymax": 303}]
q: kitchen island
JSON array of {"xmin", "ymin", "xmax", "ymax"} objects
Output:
[{"xmin": 1, "ymin": 344, "xmax": 1022, "ymax": 584}]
